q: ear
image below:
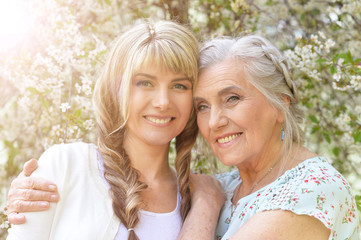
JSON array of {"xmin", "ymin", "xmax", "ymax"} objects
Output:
[
  {"xmin": 282, "ymin": 94, "xmax": 291, "ymax": 107},
  {"xmin": 276, "ymin": 94, "xmax": 290, "ymax": 123}
]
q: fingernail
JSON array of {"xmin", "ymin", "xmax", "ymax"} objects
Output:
[
  {"xmin": 48, "ymin": 185, "xmax": 57, "ymax": 191},
  {"xmin": 50, "ymin": 195, "xmax": 58, "ymax": 201},
  {"xmin": 40, "ymin": 202, "xmax": 49, "ymax": 208},
  {"xmin": 16, "ymin": 215, "xmax": 25, "ymax": 220}
]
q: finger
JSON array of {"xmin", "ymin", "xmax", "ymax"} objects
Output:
[
  {"xmin": 7, "ymin": 200, "xmax": 50, "ymax": 213},
  {"xmin": 11, "ymin": 176, "xmax": 57, "ymax": 192},
  {"xmin": 10, "ymin": 189, "xmax": 59, "ymax": 202},
  {"xmin": 23, "ymin": 159, "xmax": 39, "ymax": 177},
  {"xmin": 8, "ymin": 212, "xmax": 26, "ymax": 225}
]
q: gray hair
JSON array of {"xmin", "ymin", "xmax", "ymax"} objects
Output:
[{"xmin": 199, "ymin": 35, "xmax": 304, "ymax": 156}]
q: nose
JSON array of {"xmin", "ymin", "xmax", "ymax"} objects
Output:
[
  {"xmin": 153, "ymin": 87, "xmax": 170, "ymax": 111},
  {"xmin": 208, "ymin": 107, "xmax": 228, "ymax": 130}
]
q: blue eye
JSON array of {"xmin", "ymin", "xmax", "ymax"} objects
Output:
[
  {"xmin": 196, "ymin": 104, "xmax": 208, "ymax": 112},
  {"xmin": 136, "ymin": 80, "xmax": 152, "ymax": 87},
  {"xmin": 174, "ymin": 84, "xmax": 188, "ymax": 90},
  {"xmin": 227, "ymin": 95, "xmax": 239, "ymax": 102}
]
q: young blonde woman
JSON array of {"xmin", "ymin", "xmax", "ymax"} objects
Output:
[{"xmin": 5, "ymin": 20, "xmax": 224, "ymax": 240}]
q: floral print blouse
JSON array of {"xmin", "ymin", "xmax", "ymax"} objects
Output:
[{"xmin": 215, "ymin": 156, "xmax": 360, "ymax": 240}]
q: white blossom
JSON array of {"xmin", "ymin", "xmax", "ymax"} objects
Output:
[
  {"xmin": 59, "ymin": 102, "xmax": 71, "ymax": 112},
  {"xmin": 333, "ymin": 73, "xmax": 342, "ymax": 82},
  {"xmin": 83, "ymin": 119, "xmax": 95, "ymax": 131},
  {"xmin": 355, "ymin": 106, "xmax": 361, "ymax": 115},
  {"xmin": 335, "ymin": 113, "xmax": 351, "ymax": 131},
  {"xmin": 350, "ymin": 75, "xmax": 360, "ymax": 90},
  {"xmin": 0, "ymin": 220, "xmax": 9, "ymax": 229}
]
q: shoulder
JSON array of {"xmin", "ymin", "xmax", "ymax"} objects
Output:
[
  {"xmin": 40, "ymin": 142, "xmax": 96, "ymax": 164},
  {"xmin": 42, "ymin": 142, "xmax": 96, "ymax": 156},
  {"xmin": 286, "ymin": 156, "xmax": 353, "ymax": 197},
  {"xmin": 260, "ymin": 156, "xmax": 359, "ymax": 234},
  {"xmin": 215, "ymin": 169, "xmax": 240, "ymax": 193},
  {"xmin": 266, "ymin": 156, "xmax": 354, "ymax": 205},
  {"xmin": 36, "ymin": 142, "xmax": 98, "ymax": 179}
]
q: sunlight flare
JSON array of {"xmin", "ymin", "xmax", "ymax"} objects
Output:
[{"xmin": 0, "ymin": 0, "xmax": 34, "ymax": 53}]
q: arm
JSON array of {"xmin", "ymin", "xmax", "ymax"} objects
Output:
[
  {"xmin": 229, "ymin": 210, "xmax": 330, "ymax": 240},
  {"xmin": 7, "ymin": 146, "xmax": 64, "ymax": 240},
  {"xmin": 7, "ymin": 159, "xmax": 59, "ymax": 225},
  {"xmin": 177, "ymin": 173, "xmax": 226, "ymax": 240}
]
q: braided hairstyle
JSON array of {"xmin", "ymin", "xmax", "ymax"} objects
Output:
[
  {"xmin": 93, "ymin": 20, "xmax": 199, "ymax": 240},
  {"xmin": 199, "ymin": 35, "xmax": 304, "ymax": 157}
]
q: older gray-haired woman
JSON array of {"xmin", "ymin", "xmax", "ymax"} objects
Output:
[{"xmin": 192, "ymin": 35, "xmax": 359, "ymax": 239}]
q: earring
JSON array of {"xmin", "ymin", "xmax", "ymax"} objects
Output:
[{"xmin": 281, "ymin": 128, "xmax": 285, "ymax": 141}]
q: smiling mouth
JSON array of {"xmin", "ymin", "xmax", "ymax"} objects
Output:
[
  {"xmin": 217, "ymin": 133, "xmax": 241, "ymax": 144},
  {"xmin": 145, "ymin": 116, "xmax": 173, "ymax": 124}
]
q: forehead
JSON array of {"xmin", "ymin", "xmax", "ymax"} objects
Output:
[
  {"xmin": 136, "ymin": 63, "xmax": 187, "ymax": 78},
  {"xmin": 195, "ymin": 60, "xmax": 251, "ymax": 95},
  {"xmin": 133, "ymin": 48, "xmax": 195, "ymax": 81}
]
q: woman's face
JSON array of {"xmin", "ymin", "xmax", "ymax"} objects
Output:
[
  {"xmin": 194, "ymin": 60, "xmax": 284, "ymax": 166},
  {"xmin": 126, "ymin": 64, "xmax": 193, "ymax": 147}
]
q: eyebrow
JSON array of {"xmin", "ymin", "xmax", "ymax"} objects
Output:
[
  {"xmin": 134, "ymin": 73, "xmax": 191, "ymax": 82},
  {"xmin": 193, "ymin": 86, "xmax": 241, "ymax": 102},
  {"xmin": 217, "ymin": 86, "xmax": 241, "ymax": 96}
]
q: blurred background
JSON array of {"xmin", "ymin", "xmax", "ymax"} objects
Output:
[{"xmin": 0, "ymin": 0, "xmax": 360, "ymax": 238}]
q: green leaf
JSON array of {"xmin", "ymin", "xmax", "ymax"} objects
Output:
[
  {"xmin": 316, "ymin": 58, "xmax": 327, "ymax": 63},
  {"xmin": 346, "ymin": 51, "xmax": 353, "ymax": 64},
  {"xmin": 330, "ymin": 65, "xmax": 336, "ymax": 75},
  {"xmin": 352, "ymin": 130, "xmax": 361, "ymax": 143},
  {"xmin": 27, "ymin": 87, "xmax": 39, "ymax": 94},
  {"xmin": 332, "ymin": 147, "xmax": 340, "ymax": 157},
  {"xmin": 309, "ymin": 115, "xmax": 319, "ymax": 124},
  {"xmin": 355, "ymin": 195, "xmax": 361, "ymax": 212},
  {"xmin": 333, "ymin": 51, "xmax": 353, "ymax": 64},
  {"xmin": 322, "ymin": 132, "xmax": 331, "ymax": 144},
  {"xmin": 41, "ymin": 98, "xmax": 49, "ymax": 110},
  {"xmin": 74, "ymin": 108, "xmax": 82, "ymax": 118},
  {"xmin": 311, "ymin": 126, "xmax": 320, "ymax": 134}
]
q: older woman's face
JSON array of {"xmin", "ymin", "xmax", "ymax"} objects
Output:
[{"xmin": 194, "ymin": 60, "xmax": 284, "ymax": 166}]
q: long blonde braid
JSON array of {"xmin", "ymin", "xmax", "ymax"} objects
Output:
[{"xmin": 175, "ymin": 110, "xmax": 198, "ymax": 220}]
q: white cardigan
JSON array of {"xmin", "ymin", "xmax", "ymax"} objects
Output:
[
  {"xmin": 7, "ymin": 142, "xmax": 183, "ymax": 240},
  {"xmin": 7, "ymin": 142, "xmax": 120, "ymax": 240}
]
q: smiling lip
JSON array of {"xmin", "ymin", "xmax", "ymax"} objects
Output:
[
  {"xmin": 216, "ymin": 133, "xmax": 242, "ymax": 144},
  {"xmin": 144, "ymin": 116, "xmax": 174, "ymax": 125}
]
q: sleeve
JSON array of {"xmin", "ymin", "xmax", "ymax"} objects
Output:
[
  {"xmin": 258, "ymin": 160, "xmax": 359, "ymax": 238},
  {"xmin": 7, "ymin": 144, "xmax": 65, "ymax": 240},
  {"xmin": 216, "ymin": 170, "xmax": 240, "ymax": 194}
]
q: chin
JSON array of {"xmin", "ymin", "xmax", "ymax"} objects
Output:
[
  {"xmin": 219, "ymin": 160, "xmax": 237, "ymax": 167},
  {"xmin": 145, "ymin": 135, "xmax": 174, "ymax": 146},
  {"xmin": 215, "ymin": 153, "xmax": 241, "ymax": 167}
]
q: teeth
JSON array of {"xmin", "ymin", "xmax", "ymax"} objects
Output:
[
  {"xmin": 146, "ymin": 117, "xmax": 172, "ymax": 124},
  {"xmin": 217, "ymin": 134, "xmax": 240, "ymax": 144}
]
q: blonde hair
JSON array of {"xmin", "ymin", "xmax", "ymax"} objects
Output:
[
  {"xmin": 199, "ymin": 35, "xmax": 304, "ymax": 158},
  {"xmin": 93, "ymin": 20, "xmax": 199, "ymax": 240}
]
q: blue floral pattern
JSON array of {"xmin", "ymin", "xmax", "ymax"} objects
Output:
[{"xmin": 215, "ymin": 157, "xmax": 360, "ymax": 240}]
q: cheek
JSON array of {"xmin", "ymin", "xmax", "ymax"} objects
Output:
[
  {"xmin": 129, "ymin": 89, "xmax": 145, "ymax": 107},
  {"xmin": 178, "ymin": 93, "xmax": 193, "ymax": 112}
]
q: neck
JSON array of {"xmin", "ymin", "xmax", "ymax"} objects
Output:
[
  {"xmin": 123, "ymin": 137, "xmax": 172, "ymax": 182},
  {"xmin": 236, "ymin": 140, "xmax": 285, "ymax": 195}
]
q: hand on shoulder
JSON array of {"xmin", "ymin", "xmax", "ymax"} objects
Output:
[
  {"xmin": 7, "ymin": 159, "xmax": 59, "ymax": 225},
  {"xmin": 189, "ymin": 173, "xmax": 226, "ymax": 209}
]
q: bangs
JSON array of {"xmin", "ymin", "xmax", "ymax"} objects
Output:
[{"xmin": 131, "ymin": 40, "xmax": 196, "ymax": 81}]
